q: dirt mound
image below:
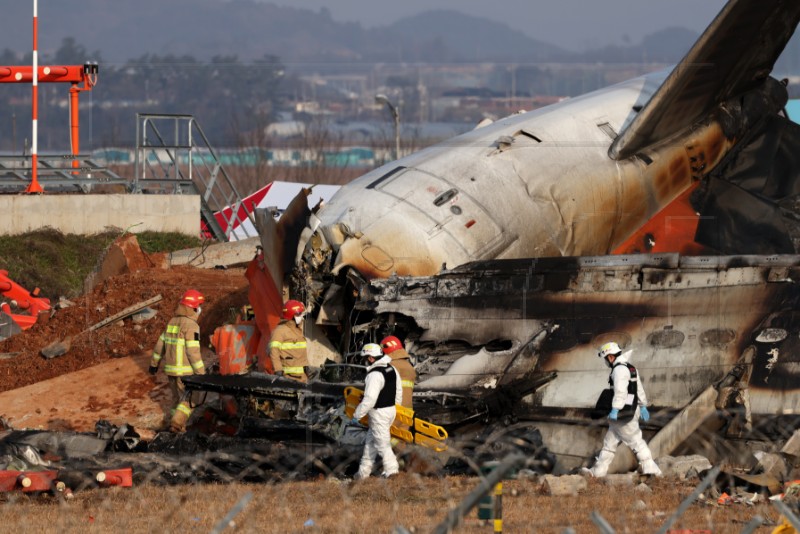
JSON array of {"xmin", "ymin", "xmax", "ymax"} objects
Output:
[{"xmin": 0, "ymin": 265, "xmax": 250, "ymax": 393}]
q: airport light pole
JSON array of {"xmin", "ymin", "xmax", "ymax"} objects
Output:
[{"xmin": 375, "ymin": 93, "xmax": 400, "ymax": 160}]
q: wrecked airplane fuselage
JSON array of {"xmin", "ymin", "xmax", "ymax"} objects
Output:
[
  {"xmin": 226, "ymin": 251, "xmax": 800, "ymax": 469},
  {"xmin": 241, "ymin": 0, "xmax": 800, "ymax": 471},
  {"xmin": 286, "ymin": 0, "xmax": 800, "ymax": 397}
]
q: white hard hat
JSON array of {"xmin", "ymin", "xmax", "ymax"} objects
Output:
[
  {"xmin": 361, "ymin": 343, "xmax": 383, "ymax": 359},
  {"xmin": 598, "ymin": 341, "xmax": 622, "ymax": 359}
]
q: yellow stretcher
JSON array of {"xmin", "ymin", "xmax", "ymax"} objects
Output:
[{"xmin": 344, "ymin": 386, "xmax": 448, "ymax": 452}]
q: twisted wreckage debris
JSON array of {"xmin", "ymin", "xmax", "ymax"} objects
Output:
[{"xmin": 0, "ymin": 406, "xmax": 554, "ymax": 494}]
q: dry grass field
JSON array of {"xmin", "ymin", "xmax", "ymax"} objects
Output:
[{"xmin": 0, "ymin": 473, "xmax": 780, "ymax": 533}]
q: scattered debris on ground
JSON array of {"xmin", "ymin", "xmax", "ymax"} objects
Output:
[{"xmin": 0, "ymin": 235, "xmax": 250, "ymax": 393}]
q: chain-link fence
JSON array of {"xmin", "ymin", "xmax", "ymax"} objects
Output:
[{"xmin": 1, "ymin": 410, "xmax": 795, "ymax": 533}]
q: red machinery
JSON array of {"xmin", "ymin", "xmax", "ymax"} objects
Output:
[
  {"xmin": 0, "ymin": 63, "xmax": 98, "ymax": 189},
  {"xmin": 95, "ymin": 468, "xmax": 133, "ymax": 487},
  {"xmin": 0, "ymin": 269, "xmax": 51, "ymax": 330},
  {"xmin": 0, "ymin": 467, "xmax": 133, "ymax": 495},
  {"xmin": 0, "ymin": 470, "xmax": 59, "ymax": 493}
]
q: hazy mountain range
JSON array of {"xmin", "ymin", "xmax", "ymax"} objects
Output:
[{"xmin": 0, "ymin": 0, "xmax": 702, "ymax": 68}]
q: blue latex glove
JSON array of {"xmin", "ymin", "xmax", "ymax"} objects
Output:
[
  {"xmin": 608, "ymin": 409, "xmax": 619, "ymax": 421},
  {"xmin": 640, "ymin": 406, "xmax": 650, "ymax": 422},
  {"xmin": 350, "ymin": 417, "xmax": 361, "ymax": 426}
]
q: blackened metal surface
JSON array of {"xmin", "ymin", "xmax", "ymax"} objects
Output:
[
  {"xmin": 364, "ymin": 253, "xmax": 800, "ymax": 415},
  {"xmin": 182, "ymin": 373, "xmax": 350, "ymax": 400},
  {"xmin": 748, "ymin": 310, "xmax": 800, "ymax": 392},
  {"xmin": 695, "ymin": 114, "xmax": 800, "ymax": 254},
  {"xmin": 236, "ymin": 416, "xmax": 335, "ymax": 442},
  {"xmin": 4, "ymin": 429, "xmax": 109, "ymax": 458}
]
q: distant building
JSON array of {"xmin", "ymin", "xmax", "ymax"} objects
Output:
[{"xmin": 266, "ymin": 121, "xmax": 306, "ymax": 138}]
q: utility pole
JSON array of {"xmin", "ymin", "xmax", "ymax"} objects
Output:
[{"xmin": 375, "ymin": 93, "xmax": 400, "ymax": 161}]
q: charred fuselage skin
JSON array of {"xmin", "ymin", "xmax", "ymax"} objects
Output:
[{"xmin": 362, "ymin": 254, "xmax": 800, "ymax": 418}]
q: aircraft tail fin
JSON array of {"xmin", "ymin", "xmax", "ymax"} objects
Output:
[{"xmin": 610, "ymin": 0, "xmax": 800, "ymax": 160}]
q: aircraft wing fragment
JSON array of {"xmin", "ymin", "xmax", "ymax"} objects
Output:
[{"xmin": 610, "ymin": 0, "xmax": 800, "ymax": 160}]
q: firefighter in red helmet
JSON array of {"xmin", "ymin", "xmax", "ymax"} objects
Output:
[
  {"xmin": 150, "ymin": 289, "xmax": 206, "ymax": 432},
  {"xmin": 268, "ymin": 299, "xmax": 309, "ymax": 382}
]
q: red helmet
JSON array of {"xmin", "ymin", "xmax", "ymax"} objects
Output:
[
  {"xmin": 282, "ymin": 299, "xmax": 305, "ymax": 320},
  {"xmin": 180, "ymin": 289, "xmax": 205, "ymax": 309},
  {"xmin": 381, "ymin": 335, "xmax": 403, "ymax": 354}
]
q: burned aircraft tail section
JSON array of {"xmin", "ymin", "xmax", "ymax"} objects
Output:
[
  {"xmin": 610, "ymin": 0, "xmax": 800, "ymax": 160},
  {"xmin": 693, "ymin": 113, "xmax": 800, "ymax": 254}
]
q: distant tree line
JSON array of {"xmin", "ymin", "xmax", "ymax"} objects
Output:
[{"xmin": 0, "ymin": 38, "xmax": 288, "ymax": 152}]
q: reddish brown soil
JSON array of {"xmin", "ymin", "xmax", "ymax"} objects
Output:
[{"xmin": 0, "ymin": 265, "xmax": 250, "ymax": 393}]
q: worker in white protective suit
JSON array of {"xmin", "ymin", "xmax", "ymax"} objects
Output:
[
  {"xmin": 585, "ymin": 341, "xmax": 662, "ymax": 477},
  {"xmin": 351, "ymin": 343, "xmax": 403, "ymax": 479}
]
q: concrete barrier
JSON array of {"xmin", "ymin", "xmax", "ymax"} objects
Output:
[
  {"xmin": 0, "ymin": 194, "xmax": 200, "ymax": 236},
  {"xmin": 169, "ymin": 237, "xmax": 261, "ymax": 268}
]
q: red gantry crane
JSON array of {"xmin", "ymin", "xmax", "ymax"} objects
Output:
[
  {"xmin": 0, "ymin": 1, "xmax": 98, "ymax": 192},
  {"xmin": 0, "ymin": 62, "xmax": 98, "ymax": 191}
]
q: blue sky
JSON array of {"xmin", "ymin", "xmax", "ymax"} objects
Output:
[{"xmin": 257, "ymin": 0, "xmax": 728, "ymax": 51}]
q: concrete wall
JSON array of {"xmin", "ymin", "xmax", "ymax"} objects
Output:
[
  {"xmin": 0, "ymin": 194, "xmax": 200, "ymax": 236},
  {"xmin": 169, "ymin": 236, "xmax": 260, "ymax": 268}
]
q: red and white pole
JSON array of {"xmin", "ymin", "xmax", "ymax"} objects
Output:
[{"xmin": 25, "ymin": 0, "xmax": 43, "ymax": 193}]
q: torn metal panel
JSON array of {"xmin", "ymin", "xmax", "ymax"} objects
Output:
[
  {"xmin": 5, "ymin": 429, "xmax": 109, "ymax": 458},
  {"xmin": 183, "ymin": 373, "xmax": 349, "ymax": 402}
]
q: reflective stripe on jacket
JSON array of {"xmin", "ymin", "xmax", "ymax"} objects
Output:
[
  {"xmin": 389, "ymin": 349, "xmax": 416, "ymax": 408},
  {"xmin": 151, "ymin": 304, "xmax": 205, "ymax": 377},
  {"xmin": 268, "ymin": 320, "xmax": 309, "ymax": 375}
]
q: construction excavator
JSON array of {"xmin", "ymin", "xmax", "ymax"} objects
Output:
[{"xmin": 0, "ymin": 271, "xmax": 50, "ymax": 341}]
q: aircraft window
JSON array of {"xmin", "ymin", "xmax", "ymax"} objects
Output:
[
  {"xmin": 594, "ymin": 332, "xmax": 632, "ymax": 350},
  {"xmin": 433, "ymin": 188, "xmax": 458, "ymax": 207},
  {"xmin": 632, "ymin": 105, "xmax": 643, "ymax": 112},
  {"xmin": 755, "ymin": 328, "xmax": 787, "ymax": 343},
  {"xmin": 450, "ymin": 205, "xmax": 462, "ymax": 215},
  {"xmin": 699, "ymin": 328, "xmax": 736, "ymax": 347},
  {"xmin": 485, "ymin": 339, "xmax": 513, "ymax": 352},
  {"xmin": 597, "ymin": 122, "xmax": 618, "ymax": 140},
  {"xmin": 647, "ymin": 328, "xmax": 685, "ymax": 348},
  {"xmin": 366, "ymin": 166, "xmax": 406, "ymax": 189}
]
